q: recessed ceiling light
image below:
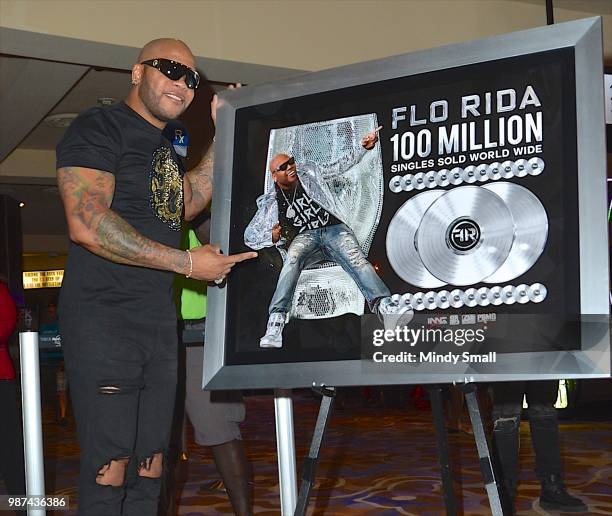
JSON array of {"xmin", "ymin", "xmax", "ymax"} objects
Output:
[
  {"xmin": 19, "ymin": 202, "xmax": 25, "ymax": 208},
  {"xmin": 43, "ymin": 113, "xmax": 79, "ymax": 128}
]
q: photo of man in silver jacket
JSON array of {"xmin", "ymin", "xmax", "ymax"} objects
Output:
[{"xmin": 244, "ymin": 126, "xmax": 412, "ymax": 348}]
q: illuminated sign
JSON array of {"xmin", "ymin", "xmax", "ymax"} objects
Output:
[{"xmin": 23, "ymin": 270, "xmax": 64, "ymax": 289}]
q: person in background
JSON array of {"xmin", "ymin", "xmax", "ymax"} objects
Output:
[
  {"xmin": 160, "ymin": 212, "xmax": 252, "ymax": 516},
  {"xmin": 39, "ymin": 301, "xmax": 68, "ymax": 424},
  {"xmin": 0, "ymin": 274, "xmax": 26, "ymax": 499},
  {"xmin": 492, "ymin": 380, "xmax": 587, "ymax": 514}
]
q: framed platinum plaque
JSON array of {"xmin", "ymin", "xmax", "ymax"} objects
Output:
[{"xmin": 203, "ymin": 17, "xmax": 610, "ymax": 390}]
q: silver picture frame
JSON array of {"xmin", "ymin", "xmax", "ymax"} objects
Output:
[{"xmin": 204, "ymin": 17, "xmax": 609, "ymax": 390}]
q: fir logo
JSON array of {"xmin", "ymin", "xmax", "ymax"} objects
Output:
[{"xmin": 447, "ymin": 218, "xmax": 481, "ymax": 253}]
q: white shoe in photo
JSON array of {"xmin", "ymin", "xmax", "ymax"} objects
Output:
[
  {"xmin": 376, "ymin": 297, "xmax": 414, "ymax": 331},
  {"xmin": 259, "ymin": 312, "xmax": 287, "ymax": 348}
]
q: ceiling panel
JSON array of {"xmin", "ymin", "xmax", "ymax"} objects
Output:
[
  {"xmin": 0, "ymin": 56, "xmax": 88, "ymax": 159},
  {"xmin": 20, "ymin": 68, "xmax": 132, "ymax": 150}
]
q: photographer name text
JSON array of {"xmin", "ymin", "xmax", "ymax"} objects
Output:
[{"xmin": 372, "ymin": 351, "xmax": 497, "ymax": 364}]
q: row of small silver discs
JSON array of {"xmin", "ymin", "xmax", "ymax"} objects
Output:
[
  {"xmin": 391, "ymin": 283, "xmax": 547, "ymax": 310},
  {"xmin": 389, "ymin": 157, "xmax": 545, "ymax": 193}
]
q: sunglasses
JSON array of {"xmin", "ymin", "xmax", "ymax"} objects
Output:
[
  {"xmin": 273, "ymin": 157, "xmax": 295, "ymax": 172},
  {"xmin": 141, "ymin": 58, "xmax": 200, "ymax": 89}
]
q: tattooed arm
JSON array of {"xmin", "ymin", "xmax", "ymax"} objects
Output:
[
  {"xmin": 57, "ymin": 166, "xmax": 256, "ymax": 279},
  {"xmin": 183, "ymin": 142, "xmax": 214, "ymax": 221}
]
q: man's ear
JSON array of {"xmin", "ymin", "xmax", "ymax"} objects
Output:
[{"xmin": 131, "ymin": 64, "xmax": 143, "ymax": 86}]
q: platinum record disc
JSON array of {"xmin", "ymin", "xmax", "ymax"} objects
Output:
[
  {"xmin": 449, "ymin": 168, "xmax": 463, "ymax": 185},
  {"xmin": 487, "ymin": 162, "xmax": 502, "ymax": 180},
  {"xmin": 423, "ymin": 291, "xmax": 437, "ymax": 310},
  {"xmin": 482, "ymin": 182, "xmax": 548, "ymax": 284},
  {"xmin": 386, "ymin": 190, "xmax": 447, "ymax": 288},
  {"xmin": 476, "ymin": 164, "xmax": 489, "ymax": 182},
  {"xmin": 501, "ymin": 285, "xmax": 517, "ymax": 304},
  {"xmin": 425, "ymin": 170, "xmax": 437, "ymax": 188},
  {"xmin": 477, "ymin": 287, "xmax": 490, "ymax": 306},
  {"xmin": 462, "ymin": 165, "xmax": 477, "ymax": 184},
  {"xmin": 487, "ymin": 285, "xmax": 504, "ymax": 305},
  {"xmin": 389, "ymin": 175, "xmax": 402, "ymax": 193},
  {"xmin": 528, "ymin": 157, "xmax": 545, "ymax": 175},
  {"xmin": 435, "ymin": 290, "xmax": 451, "ymax": 309},
  {"xmin": 514, "ymin": 159, "xmax": 529, "ymax": 177},
  {"xmin": 399, "ymin": 293, "xmax": 413, "ymax": 308},
  {"xmin": 463, "ymin": 288, "xmax": 478, "ymax": 307},
  {"xmin": 401, "ymin": 175, "xmax": 413, "ymax": 191},
  {"xmin": 449, "ymin": 289, "xmax": 463, "ymax": 308},
  {"xmin": 528, "ymin": 283, "xmax": 547, "ymax": 303},
  {"xmin": 411, "ymin": 172, "xmax": 426, "ymax": 190},
  {"xmin": 435, "ymin": 169, "xmax": 450, "ymax": 187},
  {"xmin": 515, "ymin": 283, "xmax": 530, "ymax": 304},
  {"xmin": 500, "ymin": 160, "xmax": 516, "ymax": 178},
  {"xmin": 411, "ymin": 292, "xmax": 426, "ymax": 311},
  {"xmin": 417, "ymin": 186, "xmax": 514, "ymax": 286}
]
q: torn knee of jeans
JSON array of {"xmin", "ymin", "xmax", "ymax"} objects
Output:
[
  {"xmin": 493, "ymin": 416, "xmax": 519, "ymax": 432},
  {"xmin": 346, "ymin": 247, "xmax": 368, "ymax": 268},
  {"xmin": 338, "ymin": 236, "xmax": 368, "ymax": 268},
  {"xmin": 98, "ymin": 385, "xmax": 122, "ymax": 395},
  {"xmin": 287, "ymin": 245, "xmax": 306, "ymax": 264},
  {"xmin": 98, "ymin": 381, "xmax": 140, "ymax": 395},
  {"xmin": 95, "ymin": 456, "xmax": 130, "ymax": 486},
  {"xmin": 137, "ymin": 451, "xmax": 163, "ymax": 478}
]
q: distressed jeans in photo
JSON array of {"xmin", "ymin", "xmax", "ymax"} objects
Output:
[{"xmin": 269, "ymin": 223, "xmax": 389, "ymax": 315}]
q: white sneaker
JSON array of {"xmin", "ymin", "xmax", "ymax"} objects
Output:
[
  {"xmin": 376, "ymin": 296, "xmax": 414, "ymax": 331},
  {"xmin": 259, "ymin": 312, "xmax": 287, "ymax": 348}
]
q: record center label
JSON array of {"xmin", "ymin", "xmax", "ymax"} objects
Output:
[{"xmin": 447, "ymin": 218, "xmax": 481, "ymax": 253}]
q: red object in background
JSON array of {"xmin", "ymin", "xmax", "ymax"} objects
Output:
[
  {"xmin": 411, "ymin": 385, "xmax": 431, "ymax": 410},
  {"xmin": 0, "ymin": 281, "xmax": 17, "ymax": 379}
]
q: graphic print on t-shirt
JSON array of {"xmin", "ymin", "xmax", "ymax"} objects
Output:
[
  {"xmin": 150, "ymin": 146, "xmax": 183, "ymax": 230},
  {"xmin": 290, "ymin": 188, "xmax": 334, "ymax": 232}
]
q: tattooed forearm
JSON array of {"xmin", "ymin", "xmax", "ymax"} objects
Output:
[
  {"xmin": 95, "ymin": 210, "xmax": 188, "ymax": 273},
  {"xmin": 58, "ymin": 166, "xmax": 189, "ymax": 274},
  {"xmin": 185, "ymin": 142, "xmax": 214, "ymax": 218}
]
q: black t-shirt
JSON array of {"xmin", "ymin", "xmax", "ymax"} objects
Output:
[
  {"xmin": 275, "ymin": 180, "xmax": 340, "ymax": 245},
  {"xmin": 56, "ymin": 102, "xmax": 184, "ymax": 325}
]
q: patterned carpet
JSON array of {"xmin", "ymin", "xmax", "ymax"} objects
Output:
[{"xmin": 2, "ymin": 381, "xmax": 607, "ymax": 516}]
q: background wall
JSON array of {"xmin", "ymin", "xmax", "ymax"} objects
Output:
[{"xmin": 2, "ymin": 0, "xmax": 611, "ymax": 70}]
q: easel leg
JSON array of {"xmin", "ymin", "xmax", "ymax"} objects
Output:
[
  {"xmin": 428, "ymin": 385, "xmax": 458, "ymax": 516},
  {"xmin": 462, "ymin": 384, "xmax": 503, "ymax": 515},
  {"xmin": 274, "ymin": 389, "xmax": 298, "ymax": 516},
  {"xmin": 294, "ymin": 386, "xmax": 335, "ymax": 516}
]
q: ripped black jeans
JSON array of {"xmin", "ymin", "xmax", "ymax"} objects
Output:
[
  {"xmin": 60, "ymin": 316, "xmax": 177, "ymax": 516},
  {"xmin": 491, "ymin": 380, "xmax": 562, "ymax": 499}
]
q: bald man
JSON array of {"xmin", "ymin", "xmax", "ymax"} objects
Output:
[{"xmin": 56, "ymin": 38, "xmax": 256, "ymax": 515}]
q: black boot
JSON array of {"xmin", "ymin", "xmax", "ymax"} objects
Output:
[
  {"xmin": 539, "ymin": 474, "xmax": 587, "ymax": 513},
  {"xmin": 211, "ymin": 439, "xmax": 253, "ymax": 516}
]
